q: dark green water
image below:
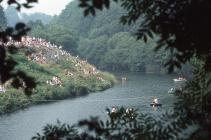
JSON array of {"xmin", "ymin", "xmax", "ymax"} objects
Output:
[{"xmin": 0, "ymin": 73, "xmax": 178, "ymax": 140}]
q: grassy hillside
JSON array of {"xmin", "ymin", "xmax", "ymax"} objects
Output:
[{"xmin": 0, "ymin": 39, "xmax": 117, "ymax": 114}]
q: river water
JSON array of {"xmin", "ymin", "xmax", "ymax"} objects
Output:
[{"xmin": 0, "ymin": 73, "xmax": 178, "ymax": 140}]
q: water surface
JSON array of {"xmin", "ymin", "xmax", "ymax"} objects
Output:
[{"xmin": 0, "ymin": 73, "xmax": 177, "ymax": 140}]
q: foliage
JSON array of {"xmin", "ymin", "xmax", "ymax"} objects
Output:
[
  {"xmin": 30, "ymin": 1, "xmax": 170, "ymax": 73},
  {"xmin": 0, "ymin": 47, "xmax": 116, "ymax": 114},
  {"xmin": 0, "ymin": 0, "xmax": 39, "ymax": 94},
  {"xmin": 29, "ymin": 22, "xmax": 79, "ymax": 55},
  {"xmin": 0, "ymin": 88, "xmax": 30, "ymax": 114},
  {"xmin": 33, "ymin": 107, "xmax": 152, "ymax": 140},
  {"xmin": 172, "ymin": 63, "xmax": 211, "ymax": 139},
  {"xmin": 77, "ymin": 31, "xmax": 169, "ymax": 72},
  {"xmin": 32, "ymin": 120, "xmax": 79, "ymax": 140},
  {"xmin": 79, "ymin": 0, "xmax": 211, "ymax": 72},
  {"xmin": 0, "ymin": 45, "xmax": 36, "ymax": 95}
]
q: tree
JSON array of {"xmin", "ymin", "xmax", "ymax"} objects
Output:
[
  {"xmin": 79, "ymin": 0, "xmax": 211, "ymax": 72},
  {"xmin": 41, "ymin": 1, "xmax": 168, "ymax": 73},
  {"xmin": 28, "ymin": 20, "xmax": 47, "ymax": 38}
]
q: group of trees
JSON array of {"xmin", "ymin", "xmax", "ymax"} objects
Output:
[
  {"xmin": 29, "ymin": 21, "xmax": 79, "ymax": 55},
  {"xmin": 77, "ymin": 32, "xmax": 169, "ymax": 72},
  {"xmin": 29, "ymin": 1, "xmax": 171, "ymax": 73}
]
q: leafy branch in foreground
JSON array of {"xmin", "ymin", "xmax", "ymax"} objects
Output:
[
  {"xmin": 4, "ymin": 0, "xmax": 38, "ymax": 11},
  {"xmin": 0, "ymin": 0, "xmax": 38, "ymax": 94},
  {"xmin": 32, "ymin": 120, "xmax": 79, "ymax": 140},
  {"xmin": 32, "ymin": 107, "xmax": 154, "ymax": 140},
  {"xmin": 33, "ymin": 107, "xmax": 196, "ymax": 140},
  {"xmin": 173, "ymin": 63, "xmax": 211, "ymax": 139},
  {"xmin": 0, "ymin": 23, "xmax": 36, "ymax": 95}
]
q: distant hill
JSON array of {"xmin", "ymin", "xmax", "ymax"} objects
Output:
[
  {"xmin": 4, "ymin": 6, "xmax": 52, "ymax": 26},
  {"xmin": 55, "ymin": 1, "xmax": 136, "ymax": 37},
  {"xmin": 21, "ymin": 13, "xmax": 53, "ymax": 24},
  {"xmin": 0, "ymin": 6, "xmax": 7, "ymax": 28}
]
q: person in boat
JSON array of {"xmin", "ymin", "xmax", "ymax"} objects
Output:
[
  {"xmin": 152, "ymin": 97, "xmax": 159, "ymax": 104},
  {"xmin": 168, "ymin": 88, "xmax": 174, "ymax": 93},
  {"xmin": 151, "ymin": 97, "xmax": 162, "ymax": 108},
  {"xmin": 125, "ymin": 108, "xmax": 135, "ymax": 119},
  {"xmin": 111, "ymin": 106, "xmax": 117, "ymax": 113},
  {"xmin": 173, "ymin": 76, "xmax": 187, "ymax": 82},
  {"xmin": 126, "ymin": 107, "xmax": 134, "ymax": 114},
  {"xmin": 178, "ymin": 76, "xmax": 187, "ymax": 81},
  {"xmin": 122, "ymin": 77, "xmax": 127, "ymax": 81}
]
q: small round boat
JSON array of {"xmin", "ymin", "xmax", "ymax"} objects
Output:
[
  {"xmin": 168, "ymin": 88, "xmax": 175, "ymax": 94},
  {"xmin": 173, "ymin": 77, "xmax": 187, "ymax": 82},
  {"xmin": 150, "ymin": 103, "xmax": 162, "ymax": 107}
]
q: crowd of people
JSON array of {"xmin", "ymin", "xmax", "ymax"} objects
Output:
[
  {"xmin": 0, "ymin": 85, "xmax": 6, "ymax": 93},
  {"xmin": 65, "ymin": 70, "xmax": 74, "ymax": 77},
  {"xmin": 46, "ymin": 76, "xmax": 62, "ymax": 87},
  {"xmin": 3, "ymin": 36, "xmax": 73, "ymax": 63},
  {"xmin": 110, "ymin": 106, "xmax": 136, "ymax": 119},
  {"xmin": 4, "ymin": 36, "xmax": 62, "ymax": 50},
  {"xmin": 72, "ymin": 55, "xmax": 105, "ymax": 81},
  {"xmin": 27, "ymin": 51, "xmax": 47, "ymax": 64},
  {"xmin": 1, "ymin": 36, "xmax": 106, "ymax": 91}
]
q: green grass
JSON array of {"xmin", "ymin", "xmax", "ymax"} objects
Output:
[{"xmin": 0, "ymin": 47, "xmax": 117, "ymax": 114}]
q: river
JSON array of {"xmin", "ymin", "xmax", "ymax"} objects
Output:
[{"xmin": 0, "ymin": 73, "xmax": 178, "ymax": 140}]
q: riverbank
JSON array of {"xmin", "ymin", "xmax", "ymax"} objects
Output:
[{"xmin": 0, "ymin": 44, "xmax": 117, "ymax": 114}]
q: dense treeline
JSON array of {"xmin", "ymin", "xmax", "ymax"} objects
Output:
[{"xmin": 29, "ymin": 1, "xmax": 171, "ymax": 73}]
